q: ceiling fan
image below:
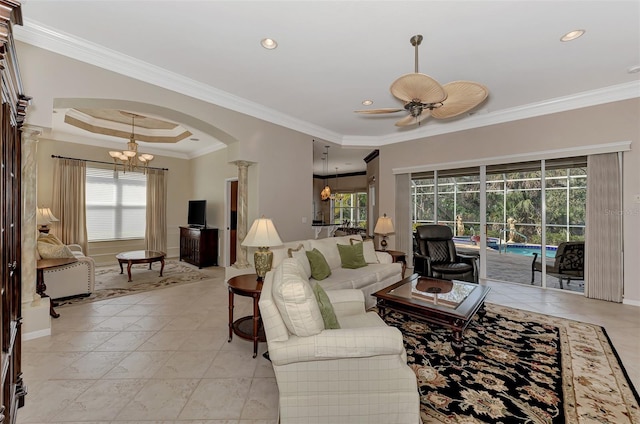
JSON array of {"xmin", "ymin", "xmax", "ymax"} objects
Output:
[{"xmin": 355, "ymin": 34, "xmax": 489, "ymax": 127}]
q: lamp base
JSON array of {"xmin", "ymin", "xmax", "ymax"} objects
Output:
[
  {"xmin": 39, "ymin": 225, "xmax": 50, "ymax": 234},
  {"xmin": 380, "ymin": 237, "xmax": 388, "ymax": 251},
  {"xmin": 254, "ymin": 247, "xmax": 274, "ymax": 281}
]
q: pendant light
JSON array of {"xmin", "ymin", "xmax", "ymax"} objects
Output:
[{"xmin": 320, "ymin": 145, "xmax": 332, "ymax": 201}]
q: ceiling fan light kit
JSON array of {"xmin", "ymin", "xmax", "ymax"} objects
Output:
[{"xmin": 355, "ymin": 34, "xmax": 488, "ymax": 127}]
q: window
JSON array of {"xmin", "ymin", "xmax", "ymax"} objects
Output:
[
  {"xmin": 332, "ymin": 192, "xmax": 367, "ymax": 228},
  {"xmin": 86, "ymin": 167, "xmax": 147, "ymax": 241}
]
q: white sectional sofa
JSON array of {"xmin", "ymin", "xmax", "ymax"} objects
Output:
[
  {"xmin": 270, "ymin": 234, "xmax": 403, "ymax": 309},
  {"xmin": 259, "ymin": 258, "xmax": 420, "ymax": 423}
]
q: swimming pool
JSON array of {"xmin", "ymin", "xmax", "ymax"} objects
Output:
[
  {"xmin": 453, "ymin": 237, "xmax": 557, "ymax": 258},
  {"xmin": 490, "ymin": 244, "xmax": 557, "ymax": 258}
]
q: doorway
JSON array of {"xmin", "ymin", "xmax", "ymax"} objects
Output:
[{"xmin": 226, "ymin": 178, "xmax": 238, "ymax": 266}]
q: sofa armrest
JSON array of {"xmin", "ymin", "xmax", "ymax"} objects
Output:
[
  {"xmin": 376, "ymin": 251, "xmax": 393, "ymax": 264},
  {"xmin": 67, "ymin": 244, "xmax": 83, "ymax": 253},
  {"xmin": 268, "ymin": 326, "xmax": 405, "ymax": 366},
  {"xmin": 326, "ymin": 289, "xmax": 366, "ymax": 317}
]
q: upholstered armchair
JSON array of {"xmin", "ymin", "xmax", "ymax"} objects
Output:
[
  {"xmin": 37, "ymin": 234, "xmax": 95, "ymax": 299},
  {"xmin": 259, "ymin": 258, "xmax": 420, "ymax": 424},
  {"xmin": 413, "ymin": 224, "xmax": 478, "ymax": 283},
  {"xmin": 531, "ymin": 241, "xmax": 584, "ymax": 289}
]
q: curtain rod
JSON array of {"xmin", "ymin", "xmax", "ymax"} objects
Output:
[{"xmin": 51, "ymin": 155, "xmax": 169, "ymax": 171}]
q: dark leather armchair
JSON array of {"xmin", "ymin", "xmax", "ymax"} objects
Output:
[
  {"xmin": 413, "ymin": 225, "xmax": 479, "ymax": 283},
  {"xmin": 531, "ymin": 241, "xmax": 584, "ymax": 289}
]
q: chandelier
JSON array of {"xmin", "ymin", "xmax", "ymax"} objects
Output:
[
  {"xmin": 320, "ymin": 145, "xmax": 332, "ymax": 201},
  {"xmin": 108, "ymin": 112, "xmax": 154, "ymax": 173}
]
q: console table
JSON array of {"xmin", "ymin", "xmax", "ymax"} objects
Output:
[{"xmin": 179, "ymin": 226, "xmax": 218, "ymax": 268}]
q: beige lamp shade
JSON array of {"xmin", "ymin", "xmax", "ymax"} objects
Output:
[
  {"xmin": 374, "ymin": 213, "xmax": 394, "ymax": 251},
  {"xmin": 37, "ymin": 207, "xmax": 59, "ymax": 225},
  {"xmin": 374, "ymin": 214, "xmax": 394, "ymax": 235},
  {"xmin": 241, "ymin": 217, "xmax": 283, "ymax": 247},
  {"xmin": 241, "ymin": 217, "xmax": 283, "ymax": 280}
]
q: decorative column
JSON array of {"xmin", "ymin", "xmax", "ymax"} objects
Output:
[
  {"xmin": 21, "ymin": 126, "xmax": 42, "ymax": 305},
  {"xmin": 232, "ymin": 160, "xmax": 251, "ymax": 268}
]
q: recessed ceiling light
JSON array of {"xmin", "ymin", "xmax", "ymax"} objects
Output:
[
  {"xmin": 560, "ymin": 29, "xmax": 585, "ymax": 42},
  {"xmin": 362, "ymin": 100, "xmax": 373, "ymax": 106},
  {"xmin": 261, "ymin": 38, "xmax": 278, "ymax": 49}
]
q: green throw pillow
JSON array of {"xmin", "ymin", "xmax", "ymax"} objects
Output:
[
  {"xmin": 337, "ymin": 242, "xmax": 367, "ymax": 269},
  {"xmin": 313, "ymin": 283, "xmax": 340, "ymax": 329},
  {"xmin": 306, "ymin": 248, "xmax": 332, "ymax": 280}
]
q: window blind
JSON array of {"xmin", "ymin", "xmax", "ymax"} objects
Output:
[{"xmin": 86, "ymin": 167, "xmax": 147, "ymax": 241}]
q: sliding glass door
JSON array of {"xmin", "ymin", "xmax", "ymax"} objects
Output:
[{"xmin": 411, "ymin": 157, "xmax": 587, "ymax": 292}]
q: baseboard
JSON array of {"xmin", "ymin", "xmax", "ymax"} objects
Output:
[
  {"xmin": 23, "ymin": 328, "xmax": 52, "ymax": 341},
  {"xmin": 622, "ymin": 297, "xmax": 640, "ymax": 307}
]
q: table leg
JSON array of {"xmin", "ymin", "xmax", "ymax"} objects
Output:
[
  {"xmin": 119, "ymin": 260, "xmax": 124, "ymax": 274},
  {"xmin": 159, "ymin": 257, "xmax": 165, "ymax": 277},
  {"xmin": 127, "ymin": 261, "xmax": 133, "ymax": 282},
  {"xmin": 451, "ymin": 329, "xmax": 463, "ymax": 362},
  {"xmin": 478, "ymin": 302, "xmax": 487, "ymax": 321},
  {"xmin": 252, "ymin": 294, "xmax": 260, "ymax": 358},
  {"xmin": 36, "ymin": 269, "xmax": 60, "ymax": 319},
  {"xmin": 228, "ymin": 288, "xmax": 234, "ymax": 343}
]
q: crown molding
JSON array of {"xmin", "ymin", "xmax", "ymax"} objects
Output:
[
  {"xmin": 15, "ymin": 19, "xmax": 640, "ymax": 149},
  {"xmin": 343, "ymin": 81, "xmax": 640, "ymax": 147}
]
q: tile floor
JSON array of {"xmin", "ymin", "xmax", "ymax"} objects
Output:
[{"xmin": 17, "ymin": 267, "xmax": 640, "ymax": 424}]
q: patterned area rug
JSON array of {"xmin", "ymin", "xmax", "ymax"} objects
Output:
[
  {"xmin": 381, "ymin": 304, "xmax": 639, "ymax": 423},
  {"xmin": 56, "ymin": 260, "xmax": 222, "ymax": 307}
]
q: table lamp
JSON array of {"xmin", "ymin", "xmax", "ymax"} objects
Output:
[
  {"xmin": 241, "ymin": 217, "xmax": 283, "ymax": 280},
  {"xmin": 37, "ymin": 207, "xmax": 59, "ymax": 233},
  {"xmin": 374, "ymin": 213, "xmax": 394, "ymax": 251}
]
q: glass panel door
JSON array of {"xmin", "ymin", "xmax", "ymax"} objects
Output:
[
  {"xmin": 485, "ymin": 163, "xmax": 542, "ymax": 285},
  {"xmin": 543, "ymin": 159, "xmax": 586, "ymax": 292}
]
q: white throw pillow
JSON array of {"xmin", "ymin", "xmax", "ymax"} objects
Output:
[
  {"xmin": 271, "ymin": 258, "xmax": 324, "ymax": 337},
  {"xmin": 351, "ymin": 238, "xmax": 379, "ymax": 264},
  {"xmin": 288, "ymin": 244, "xmax": 312, "ymax": 279}
]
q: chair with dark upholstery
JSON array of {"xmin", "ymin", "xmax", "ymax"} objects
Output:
[
  {"xmin": 413, "ymin": 225, "xmax": 479, "ymax": 283},
  {"xmin": 531, "ymin": 241, "xmax": 584, "ymax": 289}
]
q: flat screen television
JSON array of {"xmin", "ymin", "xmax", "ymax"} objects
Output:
[{"xmin": 187, "ymin": 200, "xmax": 207, "ymax": 228}]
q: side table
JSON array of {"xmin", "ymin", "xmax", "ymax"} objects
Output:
[
  {"xmin": 36, "ymin": 257, "xmax": 78, "ymax": 318},
  {"xmin": 378, "ymin": 249, "xmax": 407, "ymax": 278},
  {"xmin": 227, "ymin": 273, "xmax": 265, "ymax": 358}
]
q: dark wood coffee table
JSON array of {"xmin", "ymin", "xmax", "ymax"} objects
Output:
[
  {"xmin": 116, "ymin": 250, "xmax": 165, "ymax": 282},
  {"xmin": 373, "ymin": 274, "xmax": 490, "ymax": 362}
]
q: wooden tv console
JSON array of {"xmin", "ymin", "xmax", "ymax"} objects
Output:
[{"xmin": 179, "ymin": 226, "xmax": 219, "ymax": 268}]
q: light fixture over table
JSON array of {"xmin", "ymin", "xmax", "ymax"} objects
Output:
[
  {"xmin": 320, "ymin": 145, "xmax": 332, "ymax": 201},
  {"xmin": 109, "ymin": 112, "xmax": 154, "ymax": 173}
]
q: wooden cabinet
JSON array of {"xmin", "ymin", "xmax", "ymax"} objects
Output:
[
  {"xmin": 1, "ymin": 3, "xmax": 30, "ymax": 423},
  {"xmin": 179, "ymin": 227, "xmax": 218, "ymax": 268}
]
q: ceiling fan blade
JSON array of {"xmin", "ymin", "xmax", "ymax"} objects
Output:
[
  {"xmin": 354, "ymin": 108, "xmax": 404, "ymax": 114},
  {"xmin": 390, "ymin": 73, "xmax": 447, "ymax": 104},
  {"xmin": 395, "ymin": 109, "xmax": 431, "ymax": 127},
  {"xmin": 431, "ymin": 81, "xmax": 489, "ymax": 119}
]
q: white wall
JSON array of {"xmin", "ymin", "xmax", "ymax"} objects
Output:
[{"xmin": 378, "ymin": 99, "xmax": 640, "ymax": 304}]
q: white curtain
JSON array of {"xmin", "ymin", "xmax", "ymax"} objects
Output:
[
  {"xmin": 145, "ymin": 168, "xmax": 167, "ymax": 253},
  {"xmin": 584, "ymin": 152, "xmax": 623, "ymax": 302},
  {"xmin": 52, "ymin": 158, "xmax": 88, "ymax": 254},
  {"xmin": 395, "ymin": 173, "xmax": 412, "ymax": 263}
]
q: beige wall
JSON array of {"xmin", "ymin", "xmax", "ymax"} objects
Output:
[
  {"xmin": 378, "ymin": 99, "xmax": 640, "ymax": 304},
  {"xmin": 36, "ymin": 138, "xmax": 192, "ymax": 265},
  {"xmin": 189, "ymin": 148, "xmax": 239, "ymax": 266}
]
